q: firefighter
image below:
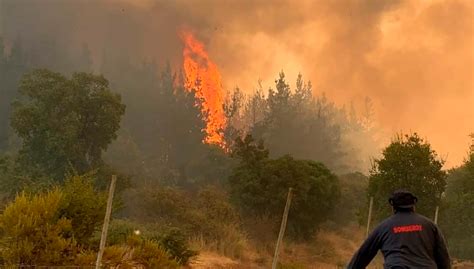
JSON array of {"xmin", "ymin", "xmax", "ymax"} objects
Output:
[{"xmin": 347, "ymin": 190, "xmax": 451, "ymax": 269}]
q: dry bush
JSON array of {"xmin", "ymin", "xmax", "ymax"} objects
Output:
[
  {"xmin": 123, "ymin": 184, "xmax": 249, "ymax": 260},
  {"xmin": 73, "ymin": 250, "xmax": 96, "ymax": 266},
  {"xmin": 190, "ymin": 224, "xmax": 248, "ymax": 260},
  {"xmin": 133, "ymin": 239, "xmax": 179, "ymax": 269}
]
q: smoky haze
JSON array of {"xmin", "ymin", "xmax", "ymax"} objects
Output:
[{"xmin": 1, "ymin": 0, "xmax": 472, "ymax": 167}]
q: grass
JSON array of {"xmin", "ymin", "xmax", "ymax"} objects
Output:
[{"xmin": 187, "ymin": 224, "xmax": 387, "ymax": 269}]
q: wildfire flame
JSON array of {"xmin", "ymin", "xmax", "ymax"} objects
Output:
[{"xmin": 180, "ymin": 31, "xmax": 227, "ymax": 147}]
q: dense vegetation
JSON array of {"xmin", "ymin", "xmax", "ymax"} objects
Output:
[{"xmin": 0, "ymin": 36, "xmax": 472, "ymax": 267}]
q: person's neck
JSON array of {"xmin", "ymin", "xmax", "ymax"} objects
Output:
[{"xmin": 393, "ymin": 207, "xmax": 415, "ymax": 214}]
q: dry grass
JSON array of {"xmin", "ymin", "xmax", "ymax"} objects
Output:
[
  {"xmin": 188, "ymin": 251, "xmax": 238, "ymax": 269},
  {"xmin": 187, "ymin": 224, "xmax": 387, "ymax": 269},
  {"xmin": 188, "ymin": 225, "xmax": 249, "ymax": 260},
  {"xmin": 453, "ymin": 260, "xmax": 474, "ymax": 269}
]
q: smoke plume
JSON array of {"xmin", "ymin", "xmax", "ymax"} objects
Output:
[{"xmin": 1, "ymin": 0, "xmax": 472, "ymax": 167}]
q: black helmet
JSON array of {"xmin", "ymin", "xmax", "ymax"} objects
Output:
[{"xmin": 389, "ymin": 190, "xmax": 418, "ymax": 208}]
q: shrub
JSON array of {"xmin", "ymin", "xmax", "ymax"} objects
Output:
[
  {"xmin": 132, "ymin": 238, "xmax": 179, "ymax": 268},
  {"xmin": 127, "ymin": 186, "xmax": 195, "ymax": 227},
  {"xmin": 207, "ymin": 223, "xmax": 248, "ymax": 259},
  {"xmin": 153, "ymin": 227, "xmax": 197, "ymax": 265},
  {"xmin": 230, "ymin": 136, "xmax": 340, "ymax": 239},
  {"xmin": 0, "ymin": 174, "xmax": 112, "ymax": 265},
  {"xmin": 106, "ymin": 219, "xmax": 142, "ymax": 246},
  {"xmin": 122, "ymin": 184, "xmax": 247, "ymax": 259},
  {"xmin": 74, "ymin": 240, "xmax": 179, "ymax": 268},
  {"xmin": 196, "ymin": 186, "xmax": 240, "ymax": 237},
  {"xmin": 0, "ymin": 190, "xmax": 77, "ymax": 265},
  {"xmin": 125, "ymin": 184, "xmax": 240, "ymax": 235},
  {"xmin": 60, "ymin": 173, "xmax": 107, "ymax": 247},
  {"xmin": 102, "ymin": 245, "xmax": 128, "ymax": 267},
  {"xmin": 107, "ymin": 219, "xmax": 197, "ymax": 265},
  {"xmin": 73, "ymin": 250, "xmax": 96, "ymax": 266}
]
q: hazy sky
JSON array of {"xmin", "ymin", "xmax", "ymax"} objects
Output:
[{"xmin": 1, "ymin": 0, "xmax": 472, "ymax": 167}]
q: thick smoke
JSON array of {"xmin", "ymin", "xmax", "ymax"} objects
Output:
[{"xmin": 1, "ymin": 0, "xmax": 472, "ymax": 167}]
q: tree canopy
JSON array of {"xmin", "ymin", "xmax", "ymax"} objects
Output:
[
  {"xmin": 250, "ymin": 72, "xmax": 346, "ymax": 172},
  {"xmin": 229, "ymin": 135, "xmax": 340, "ymax": 239},
  {"xmin": 367, "ymin": 133, "xmax": 447, "ymax": 221},
  {"xmin": 11, "ymin": 69, "xmax": 125, "ymax": 181}
]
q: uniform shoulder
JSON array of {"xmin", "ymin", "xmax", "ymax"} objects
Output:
[
  {"xmin": 373, "ymin": 214, "xmax": 398, "ymax": 230},
  {"xmin": 413, "ymin": 213, "xmax": 439, "ymax": 230},
  {"xmin": 414, "ymin": 213, "xmax": 436, "ymax": 224}
]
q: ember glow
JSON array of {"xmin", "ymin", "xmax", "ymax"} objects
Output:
[{"xmin": 180, "ymin": 31, "xmax": 227, "ymax": 147}]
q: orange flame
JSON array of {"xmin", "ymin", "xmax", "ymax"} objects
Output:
[{"xmin": 180, "ymin": 31, "xmax": 226, "ymax": 147}]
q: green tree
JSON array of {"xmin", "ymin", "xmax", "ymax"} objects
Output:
[
  {"xmin": 229, "ymin": 135, "xmax": 340, "ymax": 239},
  {"xmin": 367, "ymin": 133, "xmax": 447, "ymax": 221},
  {"xmin": 11, "ymin": 69, "xmax": 125, "ymax": 181},
  {"xmin": 440, "ymin": 135, "xmax": 474, "ymax": 259}
]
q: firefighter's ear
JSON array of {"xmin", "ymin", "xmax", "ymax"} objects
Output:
[{"xmin": 389, "ymin": 198, "xmax": 394, "ymax": 206}]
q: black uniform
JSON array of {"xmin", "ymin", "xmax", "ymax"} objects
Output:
[{"xmin": 347, "ymin": 211, "xmax": 451, "ymax": 269}]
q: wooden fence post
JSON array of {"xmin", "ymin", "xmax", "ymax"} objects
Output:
[
  {"xmin": 95, "ymin": 175, "xmax": 117, "ymax": 269},
  {"xmin": 434, "ymin": 205, "xmax": 439, "ymax": 224},
  {"xmin": 366, "ymin": 196, "xmax": 374, "ymax": 237},
  {"xmin": 272, "ymin": 188, "xmax": 293, "ymax": 269}
]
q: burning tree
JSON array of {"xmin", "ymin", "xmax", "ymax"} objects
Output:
[{"xmin": 180, "ymin": 31, "xmax": 227, "ymax": 148}]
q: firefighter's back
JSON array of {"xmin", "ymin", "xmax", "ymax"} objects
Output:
[{"xmin": 379, "ymin": 212, "xmax": 440, "ymax": 268}]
